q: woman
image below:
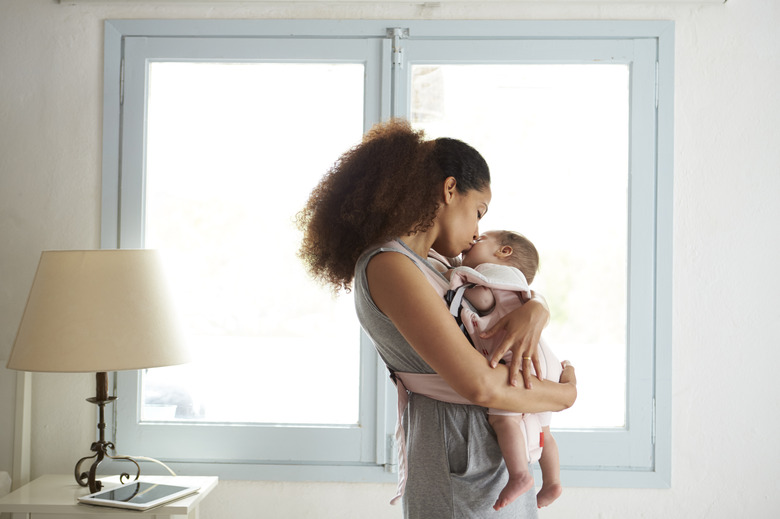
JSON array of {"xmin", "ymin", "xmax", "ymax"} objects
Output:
[{"xmin": 298, "ymin": 119, "xmax": 576, "ymax": 518}]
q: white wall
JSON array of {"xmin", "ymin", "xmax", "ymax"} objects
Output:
[{"xmin": 1, "ymin": 0, "xmax": 779, "ymax": 517}]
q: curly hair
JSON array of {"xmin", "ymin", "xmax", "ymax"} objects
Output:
[{"xmin": 297, "ymin": 119, "xmax": 490, "ymax": 292}]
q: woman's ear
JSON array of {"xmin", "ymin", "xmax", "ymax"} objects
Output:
[{"xmin": 442, "ymin": 176, "xmax": 457, "ymax": 204}]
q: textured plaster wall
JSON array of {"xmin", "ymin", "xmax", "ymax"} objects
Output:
[{"xmin": 1, "ymin": 0, "xmax": 779, "ymax": 518}]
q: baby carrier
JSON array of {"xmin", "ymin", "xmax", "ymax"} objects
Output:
[
  {"xmin": 385, "ymin": 243, "xmax": 560, "ymax": 504},
  {"xmin": 444, "ymin": 263, "xmax": 561, "ymax": 454}
]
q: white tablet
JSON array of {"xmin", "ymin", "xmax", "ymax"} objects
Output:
[{"xmin": 78, "ymin": 481, "xmax": 200, "ymax": 511}]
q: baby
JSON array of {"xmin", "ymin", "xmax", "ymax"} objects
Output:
[{"xmin": 451, "ymin": 230, "xmax": 564, "ymax": 511}]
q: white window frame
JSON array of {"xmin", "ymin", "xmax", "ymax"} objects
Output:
[{"xmin": 102, "ymin": 19, "xmax": 673, "ymax": 488}]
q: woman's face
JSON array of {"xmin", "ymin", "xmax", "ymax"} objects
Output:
[{"xmin": 433, "ymin": 183, "xmax": 492, "ymax": 258}]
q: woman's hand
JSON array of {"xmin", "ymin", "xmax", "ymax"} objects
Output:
[{"xmin": 480, "ymin": 295, "xmax": 549, "ymax": 389}]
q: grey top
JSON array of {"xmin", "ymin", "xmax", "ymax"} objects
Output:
[{"xmin": 354, "ymin": 240, "xmax": 538, "ymax": 519}]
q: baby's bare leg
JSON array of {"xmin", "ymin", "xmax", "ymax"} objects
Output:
[
  {"xmin": 489, "ymin": 414, "xmax": 534, "ymax": 511},
  {"xmin": 536, "ymin": 426, "xmax": 563, "ymax": 508}
]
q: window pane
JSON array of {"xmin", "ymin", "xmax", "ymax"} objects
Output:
[
  {"xmin": 412, "ymin": 64, "xmax": 628, "ymax": 428},
  {"xmin": 142, "ymin": 62, "xmax": 365, "ymax": 425}
]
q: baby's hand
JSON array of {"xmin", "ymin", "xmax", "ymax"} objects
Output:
[{"xmin": 559, "ymin": 361, "xmax": 577, "ymax": 389}]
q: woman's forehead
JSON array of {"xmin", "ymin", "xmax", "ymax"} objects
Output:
[{"xmin": 472, "ymin": 185, "xmax": 492, "ymax": 205}]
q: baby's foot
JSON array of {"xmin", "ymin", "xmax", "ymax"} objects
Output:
[
  {"xmin": 536, "ymin": 482, "xmax": 563, "ymax": 508},
  {"xmin": 493, "ymin": 472, "xmax": 534, "ymax": 511}
]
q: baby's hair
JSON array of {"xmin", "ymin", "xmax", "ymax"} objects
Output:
[{"xmin": 497, "ymin": 231, "xmax": 539, "ymax": 284}]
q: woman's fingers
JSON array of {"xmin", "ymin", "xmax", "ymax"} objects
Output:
[
  {"xmin": 483, "ymin": 303, "xmax": 547, "ymax": 387},
  {"xmin": 521, "ymin": 356, "xmax": 534, "ymax": 389},
  {"xmin": 505, "ymin": 352, "xmax": 521, "ymax": 387},
  {"xmin": 486, "ymin": 340, "xmax": 507, "ymax": 369},
  {"xmin": 532, "ymin": 357, "xmax": 543, "ymax": 384},
  {"xmin": 483, "ymin": 318, "xmax": 510, "ymax": 367},
  {"xmin": 486, "ymin": 327, "xmax": 538, "ymax": 388}
]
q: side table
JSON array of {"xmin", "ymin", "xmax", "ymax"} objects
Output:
[{"xmin": 0, "ymin": 474, "xmax": 218, "ymax": 519}]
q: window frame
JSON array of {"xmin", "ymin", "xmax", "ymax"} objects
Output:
[
  {"xmin": 106, "ymin": 27, "xmax": 396, "ymax": 483},
  {"xmin": 102, "ymin": 19, "xmax": 673, "ymax": 488}
]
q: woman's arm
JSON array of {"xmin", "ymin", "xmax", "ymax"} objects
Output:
[{"xmin": 367, "ymin": 252, "xmax": 576, "ymax": 414}]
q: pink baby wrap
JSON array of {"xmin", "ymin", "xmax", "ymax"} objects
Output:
[
  {"xmin": 447, "ymin": 263, "xmax": 563, "ymax": 425},
  {"xmin": 388, "ymin": 245, "xmax": 561, "ymax": 505}
]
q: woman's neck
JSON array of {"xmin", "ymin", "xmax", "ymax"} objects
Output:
[{"xmin": 398, "ymin": 231, "xmax": 435, "ymax": 258}]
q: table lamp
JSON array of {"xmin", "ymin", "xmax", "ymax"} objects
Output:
[{"xmin": 6, "ymin": 250, "xmax": 190, "ymax": 493}]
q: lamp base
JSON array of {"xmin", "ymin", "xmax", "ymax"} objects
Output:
[
  {"xmin": 74, "ymin": 373, "xmax": 141, "ymax": 493},
  {"xmin": 74, "ymin": 437, "xmax": 142, "ymax": 493}
]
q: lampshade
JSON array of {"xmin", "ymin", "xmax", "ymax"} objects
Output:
[{"xmin": 7, "ymin": 250, "xmax": 190, "ymax": 373}]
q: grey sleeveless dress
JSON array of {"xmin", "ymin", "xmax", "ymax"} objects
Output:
[{"xmin": 354, "ymin": 239, "xmax": 539, "ymax": 519}]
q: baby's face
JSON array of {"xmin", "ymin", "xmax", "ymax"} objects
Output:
[{"xmin": 462, "ymin": 231, "xmax": 501, "ymax": 268}]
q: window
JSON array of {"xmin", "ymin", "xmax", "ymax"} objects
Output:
[
  {"xmin": 103, "ymin": 20, "xmax": 673, "ymax": 487},
  {"xmin": 410, "ymin": 63, "xmax": 632, "ymax": 430}
]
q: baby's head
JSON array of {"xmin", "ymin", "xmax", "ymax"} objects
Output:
[{"xmin": 462, "ymin": 230, "xmax": 539, "ymax": 284}]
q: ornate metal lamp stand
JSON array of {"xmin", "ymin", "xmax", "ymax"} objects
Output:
[{"xmin": 74, "ymin": 372, "xmax": 141, "ymax": 493}]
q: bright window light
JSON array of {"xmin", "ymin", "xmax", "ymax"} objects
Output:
[
  {"xmin": 412, "ymin": 64, "xmax": 629, "ymax": 428},
  {"xmin": 141, "ymin": 62, "xmax": 365, "ymax": 425}
]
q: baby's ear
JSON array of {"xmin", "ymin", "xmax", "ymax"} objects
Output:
[{"xmin": 497, "ymin": 245, "xmax": 513, "ymax": 258}]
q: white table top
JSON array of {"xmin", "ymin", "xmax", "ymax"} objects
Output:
[{"xmin": 0, "ymin": 474, "xmax": 218, "ymax": 516}]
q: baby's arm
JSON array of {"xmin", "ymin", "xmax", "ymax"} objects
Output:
[{"xmin": 464, "ymin": 285, "xmax": 496, "ymax": 314}]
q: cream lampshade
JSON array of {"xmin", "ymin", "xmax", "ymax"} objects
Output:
[{"xmin": 7, "ymin": 250, "xmax": 190, "ymax": 493}]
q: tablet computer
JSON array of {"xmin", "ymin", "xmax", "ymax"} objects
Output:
[{"xmin": 78, "ymin": 481, "xmax": 200, "ymax": 511}]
